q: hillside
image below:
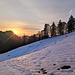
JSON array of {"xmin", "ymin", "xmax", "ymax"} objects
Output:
[
  {"xmin": 0, "ymin": 32, "xmax": 75, "ymax": 75},
  {"xmin": 0, "ymin": 32, "xmax": 70, "ymax": 61}
]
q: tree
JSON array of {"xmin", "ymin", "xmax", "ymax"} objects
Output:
[
  {"xmin": 62, "ymin": 22, "xmax": 67, "ymax": 34},
  {"xmin": 67, "ymin": 15, "xmax": 75, "ymax": 33},
  {"xmin": 44, "ymin": 23, "xmax": 51, "ymax": 38},
  {"xmin": 57, "ymin": 20, "xmax": 64, "ymax": 35},
  {"xmin": 51, "ymin": 22, "xmax": 56, "ymax": 37}
]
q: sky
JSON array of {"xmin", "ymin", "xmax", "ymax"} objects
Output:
[{"xmin": 0, "ymin": 0, "xmax": 75, "ymax": 36}]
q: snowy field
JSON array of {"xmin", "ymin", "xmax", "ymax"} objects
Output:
[{"xmin": 0, "ymin": 32, "xmax": 75, "ymax": 75}]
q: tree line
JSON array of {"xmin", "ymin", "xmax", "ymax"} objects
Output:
[
  {"xmin": 28, "ymin": 15, "xmax": 75, "ymax": 40},
  {"xmin": 0, "ymin": 15, "xmax": 75, "ymax": 53}
]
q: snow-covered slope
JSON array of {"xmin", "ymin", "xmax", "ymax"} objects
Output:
[
  {"xmin": 0, "ymin": 32, "xmax": 75, "ymax": 75},
  {"xmin": 0, "ymin": 33, "xmax": 69, "ymax": 61}
]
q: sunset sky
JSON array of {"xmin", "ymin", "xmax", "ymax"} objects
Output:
[{"xmin": 0, "ymin": 0, "xmax": 75, "ymax": 36}]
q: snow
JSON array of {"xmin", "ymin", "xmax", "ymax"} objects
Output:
[
  {"xmin": 0, "ymin": 33, "xmax": 69, "ymax": 61},
  {"xmin": 0, "ymin": 32, "xmax": 75, "ymax": 75}
]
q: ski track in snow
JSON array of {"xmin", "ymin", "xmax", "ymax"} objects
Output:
[{"xmin": 0, "ymin": 32, "xmax": 75, "ymax": 75}]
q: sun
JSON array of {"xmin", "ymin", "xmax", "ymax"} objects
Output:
[
  {"xmin": 14, "ymin": 31, "xmax": 18, "ymax": 35},
  {"xmin": 12, "ymin": 30, "xmax": 20, "ymax": 36},
  {"xmin": 11, "ymin": 28, "xmax": 23, "ymax": 36}
]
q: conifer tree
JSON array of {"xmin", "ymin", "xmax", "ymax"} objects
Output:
[
  {"xmin": 44, "ymin": 24, "xmax": 51, "ymax": 38},
  {"xmin": 51, "ymin": 22, "xmax": 56, "ymax": 37},
  {"xmin": 67, "ymin": 15, "xmax": 75, "ymax": 33},
  {"xmin": 58, "ymin": 20, "xmax": 63, "ymax": 35}
]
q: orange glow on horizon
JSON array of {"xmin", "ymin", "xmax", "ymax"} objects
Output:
[
  {"xmin": 12, "ymin": 30, "xmax": 20, "ymax": 35},
  {"xmin": 0, "ymin": 21, "xmax": 39, "ymax": 36},
  {"xmin": 0, "ymin": 28, "xmax": 38, "ymax": 36},
  {"xmin": 11, "ymin": 28, "xmax": 38, "ymax": 36}
]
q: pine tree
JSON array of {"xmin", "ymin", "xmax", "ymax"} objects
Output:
[
  {"xmin": 51, "ymin": 22, "xmax": 56, "ymax": 37},
  {"xmin": 67, "ymin": 15, "xmax": 75, "ymax": 33},
  {"xmin": 57, "ymin": 20, "xmax": 63, "ymax": 35},
  {"xmin": 62, "ymin": 22, "xmax": 67, "ymax": 34},
  {"xmin": 44, "ymin": 24, "xmax": 51, "ymax": 38}
]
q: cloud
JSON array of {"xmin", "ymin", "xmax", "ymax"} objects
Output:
[
  {"xmin": 0, "ymin": 21, "xmax": 27, "ymax": 28},
  {"xmin": 0, "ymin": 0, "xmax": 75, "ymax": 33},
  {"xmin": 69, "ymin": 9, "xmax": 73, "ymax": 15},
  {"xmin": 22, "ymin": 27, "xmax": 40, "ymax": 30}
]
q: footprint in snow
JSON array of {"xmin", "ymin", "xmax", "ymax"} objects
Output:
[
  {"xmin": 33, "ymin": 62, "xmax": 37, "ymax": 64},
  {"xmin": 32, "ymin": 58, "xmax": 36, "ymax": 60},
  {"xmin": 40, "ymin": 57, "xmax": 46, "ymax": 60}
]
